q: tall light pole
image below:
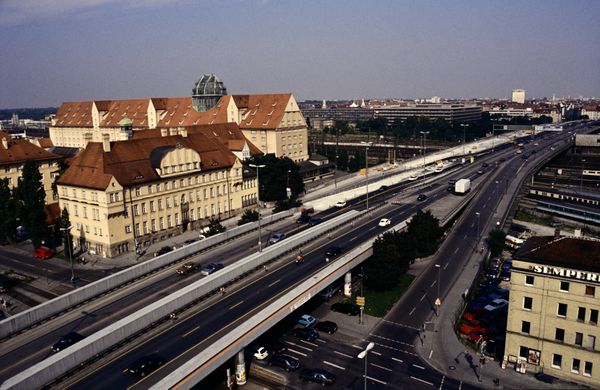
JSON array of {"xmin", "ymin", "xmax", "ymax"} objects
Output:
[
  {"xmin": 357, "ymin": 342, "xmax": 375, "ymax": 390},
  {"xmin": 286, "ymin": 169, "xmax": 291, "ymax": 199},
  {"xmin": 420, "ymin": 131, "xmax": 429, "ymax": 169},
  {"xmin": 249, "ymin": 163, "xmax": 265, "ymax": 252},
  {"xmin": 60, "ymin": 225, "xmax": 75, "ymax": 284},
  {"xmin": 361, "ymin": 141, "xmax": 372, "ymax": 211},
  {"xmin": 435, "ymin": 264, "xmax": 441, "ymax": 316},
  {"xmin": 475, "ymin": 212, "xmax": 481, "ymax": 241},
  {"xmin": 460, "ymin": 124, "xmax": 469, "ymax": 157},
  {"xmin": 581, "ymin": 159, "xmax": 586, "ymax": 194}
]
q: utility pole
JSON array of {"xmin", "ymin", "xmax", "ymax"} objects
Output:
[{"xmin": 249, "ymin": 163, "xmax": 265, "ymax": 252}]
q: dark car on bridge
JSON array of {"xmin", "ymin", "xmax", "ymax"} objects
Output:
[
  {"xmin": 51, "ymin": 331, "xmax": 84, "ymax": 352},
  {"xmin": 200, "ymin": 262, "xmax": 224, "ymax": 276},
  {"xmin": 300, "ymin": 368, "xmax": 336, "ymax": 385},
  {"xmin": 324, "ymin": 246, "xmax": 343, "ymax": 262},
  {"xmin": 154, "ymin": 246, "xmax": 173, "ymax": 257},
  {"xmin": 291, "ymin": 327, "xmax": 319, "ymax": 341},
  {"xmin": 331, "ymin": 302, "xmax": 360, "ymax": 316},
  {"xmin": 128, "ymin": 354, "xmax": 165, "ymax": 378},
  {"xmin": 268, "ymin": 354, "xmax": 300, "ymax": 371}
]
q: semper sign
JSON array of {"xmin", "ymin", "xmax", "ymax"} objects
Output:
[{"xmin": 530, "ymin": 265, "xmax": 600, "ymax": 283}]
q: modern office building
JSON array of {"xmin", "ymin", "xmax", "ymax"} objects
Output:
[
  {"xmin": 56, "ymin": 124, "xmax": 262, "ymax": 258},
  {"xmin": 512, "ymin": 89, "xmax": 526, "ymax": 104},
  {"xmin": 373, "ymin": 103, "xmax": 481, "ymax": 124},
  {"xmin": 504, "ymin": 235, "xmax": 600, "ymax": 387},
  {"xmin": 49, "ymin": 75, "xmax": 309, "ymax": 162}
]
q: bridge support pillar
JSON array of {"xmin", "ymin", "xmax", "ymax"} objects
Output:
[{"xmin": 235, "ymin": 350, "xmax": 246, "ymax": 385}]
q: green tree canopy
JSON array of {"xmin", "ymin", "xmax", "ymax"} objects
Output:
[
  {"xmin": 406, "ymin": 210, "xmax": 444, "ymax": 258},
  {"xmin": 0, "ymin": 179, "xmax": 19, "ymax": 241},
  {"xmin": 206, "ymin": 216, "xmax": 226, "ymax": 236},
  {"xmin": 364, "ymin": 230, "xmax": 416, "ymax": 291},
  {"xmin": 487, "ymin": 229, "xmax": 507, "ymax": 258},
  {"xmin": 248, "ymin": 154, "xmax": 305, "ymax": 201},
  {"xmin": 15, "ymin": 160, "xmax": 47, "ymax": 248},
  {"xmin": 237, "ymin": 209, "xmax": 258, "ymax": 226}
]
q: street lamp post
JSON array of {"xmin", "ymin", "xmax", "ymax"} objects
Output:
[
  {"xmin": 357, "ymin": 342, "xmax": 375, "ymax": 390},
  {"xmin": 420, "ymin": 131, "xmax": 430, "ymax": 169},
  {"xmin": 361, "ymin": 141, "xmax": 372, "ymax": 212},
  {"xmin": 60, "ymin": 225, "xmax": 75, "ymax": 284},
  {"xmin": 460, "ymin": 124, "xmax": 469, "ymax": 157},
  {"xmin": 435, "ymin": 264, "xmax": 441, "ymax": 316},
  {"xmin": 286, "ymin": 169, "xmax": 291, "ymax": 199},
  {"xmin": 581, "ymin": 159, "xmax": 586, "ymax": 194},
  {"xmin": 475, "ymin": 212, "xmax": 481, "ymax": 241},
  {"xmin": 249, "ymin": 163, "xmax": 266, "ymax": 252}
]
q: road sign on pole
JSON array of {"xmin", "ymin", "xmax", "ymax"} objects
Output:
[{"xmin": 356, "ymin": 296, "xmax": 365, "ymax": 306}]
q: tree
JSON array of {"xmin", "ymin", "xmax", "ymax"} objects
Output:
[
  {"xmin": 364, "ymin": 230, "xmax": 416, "ymax": 291},
  {"xmin": 206, "ymin": 216, "xmax": 226, "ymax": 236},
  {"xmin": 51, "ymin": 159, "xmax": 69, "ymax": 197},
  {"xmin": 406, "ymin": 210, "xmax": 443, "ymax": 258},
  {"xmin": 249, "ymin": 155, "xmax": 305, "ymax": 202},
  {"xmin": 15, "ymin": 160, "xmax": 47, "ymax": 248},
  {"xmin": 237, "ymin": 209, "xmax": 258, "ymax": 226},
  {"xmin": 0, "ymin": 179, "xmax": 19, "ymax": 241},
  {"xmin": 488, "ymin": 229, "xmax": 506, "ymax": 258},
  {"xmin": 59, "ymin": 207, "xmax": 73, "ymax": 257}
]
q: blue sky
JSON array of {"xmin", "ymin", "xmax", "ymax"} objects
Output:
[{"xmin": 1, "ymin": 0, "xmax": 599, "ymax": 108}]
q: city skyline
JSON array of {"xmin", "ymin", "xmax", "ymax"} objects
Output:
[{"xmin": 1, "ymin": 0, "xmax": 599, "ymax": 108}]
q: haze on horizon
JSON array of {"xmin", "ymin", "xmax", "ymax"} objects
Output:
[{"xmin": 1, "ymin": 0, "xmax": 599, "ymax": 109}]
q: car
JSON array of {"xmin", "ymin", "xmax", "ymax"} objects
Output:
[
  {"xmin": 200, "ymin": 262, "xmax": 224, "ymax": 276},
  {"xmin": 408, "ymin": 175, "xmax": 418, "ymax": 181},
  {"xmin": 34, "ymin": 247, "xmax": 53, "ymax": 260},
  {"xmin": 447, "ymin": 186, "xmax": 454, "ymax": 192},
  {"xmin": 154, "ymin": 246, "xmax": 173, "ymax": 257},
  {"xmin": 266, "ymin": 342, "xmax": 287, "ymax": 356},
  {"xmin": 417, "ymin": 194, "xmax": 427, "ymax": 201},
  {"xmin": 331, "ymin": 302, "xmax": 360, "ymax": 316},
  {"xmin": 268, "ymin": 232, "xmax": 286, "ymax": 245},
  {"xmin": 325, "ymin": 246, "xmax": 343, "ymax": 262},
  {"xmin": 300, "ymin": 368, "xmax": 336, "ymax": 386},
  {"xmin": 482, "ymin": 163, "xmax": 489, "ymax": 168},
  {"xmin": 51, "ymin": 331, "xmax": 84, "ymax": 352},
  {"xmin": 298, "ymin": 314, "xmax": 316, "ymax": 327},
  {"xmin": 378, "ymin": 218, "xmax": 391, "ymax": 227},
  {"xmin": 176, "ymin": 262, "xmax": 196, "ymax": 275},
  {"xmin": 268, "ymin": 354, "xmax": 300, "ymax": 371},
  {"xmin": 534, "ymin": 372, "xmax": 557, "ymax": 384},
  {"xmin": 531, "ymin": 149, "xmax": 537, "ymax": 154},
  {"xmin": 484, "ymin": 298, "xmax": 508, "ymax": 312},
  {"xmin": 500, "ymin": 270, "xmax": 511, "ymax": 281},
  {"xmin": 127, "ymin": 354, "xmax": 165, "ymax": 378},
  {"xmin": 183, "ymin": 239, "xmax": 198, "ymax": 246},
  {"xmin": 253, "ymin": 346, "xmax": 269, "ymax": 360},
  {"xmin": 521, "ymin": 154, "xmax": 529, "ymax": 159},
  {"xmin": 477, "ymin": 169, "xmax": 484, "ymax": 174},
  {"xmin": 291, "ymin": 327, "xmax": 319, "ymax": 341},
  {"xmin": 378, "ymin": 185, "xmax": 389, "ymax": 192},
  {"xmin": 308, "ymin": 217, "xmax": 323, "ymax": 227},
  {"xmin": 334, "ymin": 200, "xmax": 347, "ymax": 208},
  {"xmin": 296, "ymin": 213, "xmax": 311, "ymax": 224},
  {"xmin": 448, "ymin": 179, "xmax": 457, "ymax": 185},
  {"xmin": 315, "ymin": 321, "xmax": 338, "ymax": 334}
]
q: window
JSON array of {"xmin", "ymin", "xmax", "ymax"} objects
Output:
[
  {"xmin": 560, "ymin": 281, "xmax": 570, "ymax": 292},
  {"xmin": 578, "ymin": 307, "xmax": 586, "ymax": 322},
  {"xmin": 166, "ymin": 198, "xmax": 171, "ymax": 208},
  {"xmin": 584, "ymin": 361, "xmax": 593, "ymax": 376},
  {"xmin": 521, "ymin": 321, "xmax": 531, "ymax": 334},
  {"xmin": 523, "ymin": 296, "xmax": 533, "ymax": 310},
  {"xmin": 135, "ymin": 187, "xmax": 141, "ymax": 196},
  {"xmin": 587, "ymin": 335, "xmax": 596, "ymax": 350},
  {"xmin": 158, "ymin": 199, "xmax": 163, "ymax": 210},
  {"xmin": 519, "ymin": 346, "xmax": 528, "ymax": 358},
  {"xmin": 151, "ymin": 219, "xmax": 156, "ymax": 232},
  {"xmin": 591, "ymin": 309, "xmax": 598, "ymax": 325},
  {"xmin": 159, "ymin": 217, "xmax": 164, "ymax": 230},
  {"xmin": 150, "ymin": 201, "xmax": 155, "ymax": 212},
  {"xmin": 585, "ymin": 286, "xmax": 596, "ymax": 296},
  {"xmin": 133, "ymin": 205, "xmax": 138, "ymax": 216},
  {"xmin": 125, "ymin": 225, "xmax": 131, "ymax": 234},
  {"xmin": 143, "ymin": 221, "xmax": 148, "ymax": 234},
  {"xmin": 572, "ymin": 358, "xmax": 580, "ymax": 373},
  {"xmin": 555, "ymin": 328, "xmax": 565, "ymax": 342},
  {"xmin": 558, "ymin": 303, "xmax": 568, "ymax": 317},
  {"xmin": 525, "ymin": 275, "xmax": 534, "ymax": 285},
  {"xmin": 575, "ymin": 332, "xmax": 583, "ymax": 346},
  {"xmin": 134, "ymin": 223, "xmax": 139, "ymax": 236},
  {"xmin": 552, "ymin": 353, "xmax": 562, "ymax": 369},
  {"xmin": 141, "ymin": 203, "xmax": 146, "ymax": 214}
]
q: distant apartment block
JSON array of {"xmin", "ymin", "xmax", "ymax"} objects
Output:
[{"xmin": 512, "ymin": 89, "xmax": 526, "ymax": 104}]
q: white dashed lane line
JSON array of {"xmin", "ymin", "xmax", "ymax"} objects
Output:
[
  {"xmin": 323, "ymin": 361, "xmax": 346, "ymax": 370},
  {"xmin": 286, "ymin": 348, "xmax": 307, "ymax": 357},
  {"xmin": 412, "ymin": 363, "xmax": 426, "ymax": 370},
  {"xmin": 364, "ymin": 375, "xmax": 387, "ymax": 385},
  {"xmin": 392, "ymin": 357, "xmax": 403, "ymax": 363},
  {"xmin": 409, "ymin": 307, "xmax": 416, "ymax": 316},
  {"xmin": 333, "ymin": 350, "xmax": 354, "ymax": 359},
  {"xmin": 370, "ymin": 363, "xmax": 392, "ymax": 372},
  {"xmin": 411, "ymin": 376, "xmax": 433, "ymax": 386}
]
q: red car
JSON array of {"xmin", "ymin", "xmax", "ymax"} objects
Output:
[
  {"xmin": 34, "ymin": 247, "xmax": 53, "ymax": 260},
  {"xmin": 463, "ymin": 312, "xmax": 481, "ymax": 326},
  {"xmin": 459, "ymin": 324, "xmax": 488, "ymax": 336}
]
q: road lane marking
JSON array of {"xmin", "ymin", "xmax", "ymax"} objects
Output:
[
  {"xmin": 229, "ymin": 300, "xmax": 244, "ymax": 310},
  {"xmin": 352, "ymin": 344, "xmax": 363, "ymax": 350},
  {"xmin": 429, "ymin": 349, "xmax": 433, "ymax": 358},
  {"xmin": 413, "ymin": 363, "xmax": 426, "ymax": 370},
  {"xmin": 284, "ymin": 340, "xmax": 313, "ymax": 351},
  {"xmin": 439, "ymin": 375, "xmax": 446, "ymax": 390},
  {"xmin": 316, "ymin": 338, "xmax": 326, "ymax": 343},
  {"xmin": 364, "ymin": 375, "xmax": 387, "ymax": 385},
  {"xmin": 370, "ymin": 363, "xmax": 392, "ymax": 371},
  {"xmin": 409, "ymin": 307, "xmax": 416, "ymax": 316},
  {"xmin": 324, "ymin": 361, "xmax": 346, "ymax": 370},
  {"xmin": 392, "ymin": 357, "xmax": 403, "ymax": 363},
  {"xmin": 371, "ymin": 351, "xmax": 382, "ymax": 356},
  {"xmin": 182, "ymin": 326, "xmax": 199, "ymax": 338},
  {"xmin": 334, "ymin": 350, "xmax": 354, "ymax": 359},
  {"xmin": 430, "ymin": 280, "xmax": 436, "ymax": 287},
  {"xmin": 300, "ymin": 340, "xmax": 319, "ymax": 347},
  {"xmin": 420, "ymin": 293, "xmax": 426, "ymax": 302},
  {"xmin": 267, "ymin": 279, "xmax": 280, "ymax": 288},
  {"xmin": 411, "ymin": 376, "xmax": 433, "ymax": 386},
  {"xmin": 286, "ymin": 348, "xmax": 307, "ymax": 357},
  {"xmin": 444, "ymin": 262, "xmax": 449, "ymax": 270},
  {"xmin": 454, "ymin": 247, "xmax": 459, "ymax": 253}
]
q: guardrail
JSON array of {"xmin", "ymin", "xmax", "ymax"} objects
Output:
[
  {"xmin": 1, "ymin": 210, "xmax": 362, "ymax": 390},
  {"xmin": 0, "ymin": 210, "xmax": 294, "ymax": 339},
  {"xmin": 152, "ymin": 238, "xmax": 374, "ymax": 389}
]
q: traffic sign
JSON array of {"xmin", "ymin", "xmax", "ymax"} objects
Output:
[{"xmin": 356, "ymin": 296, "xmax": 365, "ymax": 306}]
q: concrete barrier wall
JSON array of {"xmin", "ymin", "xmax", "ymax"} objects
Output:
[
  {"xmin": 154, "ymin": 239, "xmax": 374, "ymax": 389},
  {"xmin": 1, "ymin": 210, "xmax": 362, "ymax": 390},
  {"xmin": 0, "ymin": 210, "xmax": 294, "ymax": 339}
]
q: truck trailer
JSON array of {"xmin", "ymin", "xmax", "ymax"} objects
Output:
[{"xmin": 454, "ymin": 178, "xmax": 471, "ymax": 195}]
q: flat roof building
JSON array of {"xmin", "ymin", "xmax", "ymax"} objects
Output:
[{"xmin": 505, "ymin": 236, "xmax": 600, "ymax": 387}]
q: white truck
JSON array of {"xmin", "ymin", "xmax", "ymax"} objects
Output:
[{"xmin": 454, "ymin": 178, "xmax": 471, "ymax": 195}]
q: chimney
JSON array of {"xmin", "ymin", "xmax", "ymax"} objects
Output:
[
  {"xmin": 179, "ymin": 127, "xmax": 188, "ymax": 137},
  {"xmin": 1, "ymin": 137, "xmax": 7, "ymax": 149},
  {"xmin": 83, "ymin": 133, "xmax": 93, "ymax": 148},
  {"xmin": 102, "ymin": 134, "xmax": 111, "ymax": 152},
  {"xmin": 160, "ymin": 128, "xmax": 168, "ymax": 137}
]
